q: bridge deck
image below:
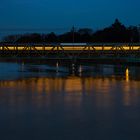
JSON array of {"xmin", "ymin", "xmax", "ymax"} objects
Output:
[{"xmin": 0, "ymin": 43, "xmax": 140, "ymax": 63}]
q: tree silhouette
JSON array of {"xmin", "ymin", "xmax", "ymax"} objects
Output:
[
  {"xmin": 93, "ymin": 19, "xmax": 130, "ymax": 42},
  {"xmin": 2, "ymin": 19, "xmax": 140, "ymax": 43},
  {"xmin": 44, "ymin": 32, "xmax": 58, "ymax": 43},
  {"xmin": 16, "ymin": 33, "xmax": 42, "ymax": 43}
]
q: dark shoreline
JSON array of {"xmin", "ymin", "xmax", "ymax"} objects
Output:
[{"xmin": 0, "ymin": 57, "xmax": 140, "ymax": 66}]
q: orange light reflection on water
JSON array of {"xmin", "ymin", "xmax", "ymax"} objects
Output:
[{"xmin": 0, "ymin": 76, "xmax": 140, "ymax": 109}]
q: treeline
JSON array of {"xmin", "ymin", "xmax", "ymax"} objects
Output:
[{"xmin": 2, "ymin": 19, "xmax": 140, "ymax": 43}]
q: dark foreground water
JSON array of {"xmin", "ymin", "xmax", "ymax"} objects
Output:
[{"xmin": 0, "ymin": 61, "xmax": 140, "ymax": 140}]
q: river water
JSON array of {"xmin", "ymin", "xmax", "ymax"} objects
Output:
[{"xmin": 0, "ymin": 61, "xmax": 140, "ymax": 140}]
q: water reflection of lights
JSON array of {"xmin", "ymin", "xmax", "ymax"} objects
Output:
[
  {"xmin": 78, "ymin": 65, "xmax": 82, "ymax": 77},
  {"xmin": 0, "ymin": 76, "xmax": 140, "ymax": 108},
  {"xmin": 123, "ymin": 68, "xmax": 140, "ymax": 106},
  {"xmin": 125, "ymin": 68, "xmax": 129, "ymax": 82},
  {"xmin": 72, "ymin": 63, "xmax": 75, "ymax": 75}
]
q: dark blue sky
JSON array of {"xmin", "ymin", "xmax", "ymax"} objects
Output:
[{"xmin": 0, "ymin": 0, "xmax": 140, "ymax": 32}]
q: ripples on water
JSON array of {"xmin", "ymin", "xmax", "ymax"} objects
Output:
[{"xmin": 0, "ymin": 61, "xmax": 140, "ymax": 140}]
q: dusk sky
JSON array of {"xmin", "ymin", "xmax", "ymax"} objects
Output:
[{"xmin": 0, "ymin": 0, "xmax": 140, "ymax": 33}]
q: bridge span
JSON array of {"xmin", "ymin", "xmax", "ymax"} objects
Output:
[{"xmin": 0, "ymin": 43, "xmax": 140, "ymax": 64}]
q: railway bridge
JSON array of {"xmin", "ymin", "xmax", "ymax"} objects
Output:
[{"xmin": 0, "ymin": 43, "xmax": 140, "ymax": 64}]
